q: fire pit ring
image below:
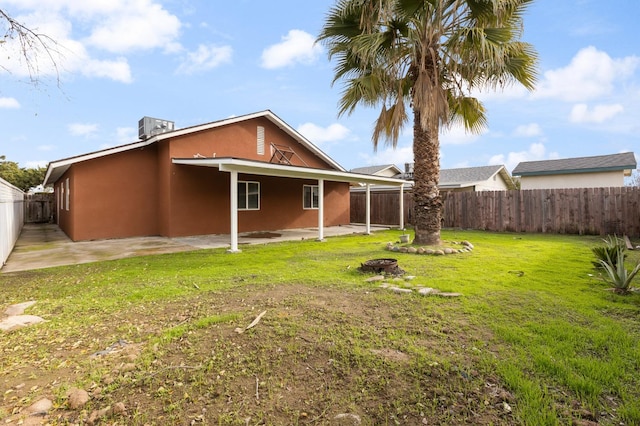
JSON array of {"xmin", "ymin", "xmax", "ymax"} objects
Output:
[{"xmin": 359, "ymin": 258, "xmax": 403, "ymax": 275}]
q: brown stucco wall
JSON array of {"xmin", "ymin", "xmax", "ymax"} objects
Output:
[
  {"xmin": 53, "ymin": 115, "xmax": 350, "ymax": 241},
  {"xmin": 165, "ymin": 167, "xmax": 350, "ymax": 237},
  {"xmin": 61, "ymin": 145, "xmax": 159, "ymax": 241},
  {"xmin": 169, "ymin": 117, "xmax": 330, "ymax": 168}
]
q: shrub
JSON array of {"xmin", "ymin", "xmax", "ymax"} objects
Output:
[
  {"xmin": 591, "ymin": 235, "xmax": 626, "ymax": 269},
  {"xmin": 598, "ymin": 248, "xmax": 640, "ymax": 294}
]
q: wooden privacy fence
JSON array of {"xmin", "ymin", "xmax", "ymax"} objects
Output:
[
  {"xmin": 351, "ymin": 187, "xmax": 640, "ymax": 237},
  {"xmin": 25, "ymin": 193, "xmax": 54, "ymax": 223}
]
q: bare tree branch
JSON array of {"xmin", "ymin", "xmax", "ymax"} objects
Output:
[{"xmin": 0, "ymin": 8, "xmax": 64, "ymax": 87}]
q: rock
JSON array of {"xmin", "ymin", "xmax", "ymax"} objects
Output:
[
  {"xmin": 399, "ymin": 247, "xmax": 408, "ymax": 253},
  {"xmin": 462, "ymin": 241, "xmax": 474, "ymax": 249},
  {"xmin": 443, "ymin": 248, "xmax": 454, "ymax": 254},
  {"xmin": 434, "ymin": 250, "xmax": 445, "ymax": 256},
  {"xmin": 417, "ymin": 287, "xmax": 439, "ymax": 295},
  {"xmin": 390, "ymin": 287, "xmax": 413, "ymax": 294},
  {"xmin": 334, "ymin": 413, "xmax": 362, "ymax": 425},
  {"xmin": 365, "ymin": 275, "xmax": 385, "ymax": 282},
  {"xmin": 3, "ymin": 301, "xmax": 37, "ymax": 316},
  {"xmin": 112, "ymin": 402, "xmax": 126, "ymax": 415},
  {"xmin": 87, "ymin": 407, "xmax": 111, "ymax": 426},
  {"xmin": 502, "ymin": 402, "xmax": 512, "ymax": 413},
  {"xmin": 68, "ymin": 388, "xmax": 90, "ymax": 409},
  {"xmin": 25, "ymin": 398, "xmax": 53, "ymax": 415},
  {"xmin": 417, "ymin": 247, "xmax": 425, "ymax": 254},
  {"xmin": 404, "ymin": 276, "xmax": 416, "ymax": 281},
  {"xmin": 407, "ymin": 247, "xmax": 417, "ymax": 254},
  {"xmin": 435, "ymin": 292, "xmax": 463, "ymax": 298},
  {"xmin": 0, "ymin": 315, "xmax": 45, "ymax": 331},
  {"xmin": 425, "ymin": 249, "xmax": 435, "ymax": 255},
  {"xmin": 391, "ymin": 246, "xmax": 399, "ymax": 252}
]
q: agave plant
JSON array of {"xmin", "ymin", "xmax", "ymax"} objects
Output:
[
  {"xmin": 598, "ymin": 248, "xmax": 640, "ymax": 294},
  {"xmin": 591, "ymin": 235, "xmax": 626, "ymax": 269}
]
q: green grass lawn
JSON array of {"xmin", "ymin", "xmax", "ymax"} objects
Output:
[{"xmin": 1, "ymin": 229, "xmax": 639, "ymax": 425}]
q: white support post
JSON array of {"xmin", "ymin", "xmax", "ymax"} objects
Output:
[
  {"xmin": 228, "ymin": 170, "xmax": 241, "ymax": 253},
  {"xmin": 399, "ymin": 183, "xmax": 405, "ymax": 230},
  {"xmin": 317, "ymin": 178, "xmax": 324, "ymax": 241},
  {"xmin": 365, "ymin": 184, "xmax": 371, "ymax": 234}
]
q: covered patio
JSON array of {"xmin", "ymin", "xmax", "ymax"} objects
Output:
[{"xmin": 173, "ymin": 157, "xmax": 411, "ymax": 252}]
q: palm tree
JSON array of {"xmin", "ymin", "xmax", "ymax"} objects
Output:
[{"xmin": 318, "ymin": 0, "xmax": 538, "ymax": 245}]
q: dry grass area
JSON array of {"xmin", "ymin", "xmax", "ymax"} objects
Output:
[{"xmin": 2, "ymin": 284, "xmax": 515, "ymax": 425}]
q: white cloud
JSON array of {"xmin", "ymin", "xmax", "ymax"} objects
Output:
[
  {"xmin": 534, "ymin": 46, "xmax": 640, "ymax": 102},
  {"xmin": 489, "ymin": 142, "xmax": 560, "ymax": 172},
  {"xmin": 0, "ymin": 98, "xmax": 21, "ymax": 109},
  {"xmin": 569, "ymin": 103, "xmax": 624, "ymax": 124},
  {"xmin": 24, "ymin": 160, "xmax": 48, "ymax": 168},
  {"xmin": 513, "ymin": 123, "xmax": 542, "ymax": 138},
  {"xmin": 115, "ymin": 127, "xmax": 137, "ymax": 144},
  {"xmin": 297, "ymin": 122, "xmax": 350, "ymax": 144},
  {"xmin": 68, "ymin": 123, "xmax": 99, "ymax": 137},
  {"xmin": 82, "ymin": 57, "xmax": 133, "ymax": 83},
  {"xmin": 85, "ymin": 1, "xmax": 181, "ymax": 53},
  {"xmin": 440, "ymin": 124, "xmax": 487, "ymax": 145},
  {"xmin": 176, "ymin": 44, "xmax": 232, "ymax": 75},
  {"xmin": 37, "ymin": 145, "xmax": 56, "ymax": 151},
  {"xmin": 358, "ymin": 144, "xmax": 413, "ymax": 167},
  {"xmin": 1, "ymin": 9, "xmax": 133, "ymax": 83},
  {"xmin": 260, "ymin": 30, "xmax": 322, "ymax": 69}
]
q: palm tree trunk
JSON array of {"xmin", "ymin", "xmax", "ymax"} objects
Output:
[{"xmin": 412, "ymin": 108, "xmax": 442, "ymax": 245}]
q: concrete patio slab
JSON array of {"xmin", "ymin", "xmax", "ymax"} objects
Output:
[{"xmin": 1, "ymin": 223, "xmax": 392, "ymax": 273}]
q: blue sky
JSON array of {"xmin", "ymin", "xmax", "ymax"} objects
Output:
[{"xmin": 1, "ymin": 0, "xmax": 639, "ymax": 176}]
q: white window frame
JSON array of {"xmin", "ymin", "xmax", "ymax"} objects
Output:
[
  {"xmin": 238, "ymin": 181, "xmax": 260, "ymax": 211},
  {"xmin": 303, "ymin": 184, "xmax": 319, "ymax": 209}
]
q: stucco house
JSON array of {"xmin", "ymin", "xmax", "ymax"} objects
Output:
[
  {"xmin": 43, "ymin": 110, "xmax": 408, "ymax": 251},
  {"xmin": 351, "ymin": 164, "xmax": 515, "ymax": 192},
  {"xmin": 512, "ymin": 152, "xmax": 637, "ymax": 190}
]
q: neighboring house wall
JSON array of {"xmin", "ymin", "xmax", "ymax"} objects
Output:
[
  {"xmin": 520, "ymin": 171, "xmax": 624, "ymax": 190},
  {"xmin": 473, "ymin": 176, "xmax": 511, "ymax": 191},
  {"xmin": 0, "ymin": 177, "xmax": 24, "ymax": 267}
]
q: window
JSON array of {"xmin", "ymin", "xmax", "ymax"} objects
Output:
[
  {"xmin": 303, "ymin": 185, "xmax": 319, "ymax": 209},
  {"xmin": 238, "ymin": 181, "xmax": 260, "ymax": 210}
]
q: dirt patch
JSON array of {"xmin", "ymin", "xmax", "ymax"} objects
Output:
[{"xmin": 1, "ymin": 285, "xmax": 515, "ymax": 425}]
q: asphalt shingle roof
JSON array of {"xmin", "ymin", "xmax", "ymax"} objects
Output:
[
  {"xmin": 350, "ymin": 164, "xmax": 400, "ymax": 175},
  {"xmin": 439, "ymin": 165, "xmax": 505, "ymax": 185},
  {"xmin": 512, "ymin": 152, "xmax": 637, "ymax": 176}
]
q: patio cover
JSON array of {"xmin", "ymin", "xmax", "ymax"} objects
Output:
[{"xmin": 172, "ymin": 157, "xmax": 410, "ymax": 252}]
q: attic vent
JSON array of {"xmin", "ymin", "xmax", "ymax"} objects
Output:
[
  {"xmin": 138, "ymin": 117, "xmax": 175, "ymax": 140},
  {"xmin": 257, "ymin": 126, "xmax": 265, "ymax": 155}
]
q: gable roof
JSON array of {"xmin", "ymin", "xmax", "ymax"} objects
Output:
[
  {"xmin": 350, "ymin": 164, "xmax": 402, "ymax": 176},
  {"xmin": 512, "ymin": 152, "xmax": 637, "ymax": 177},
  {"xmin": 439, "ymin": 165, "xmax": 515, "ymax": 189},
  {"xmin": 44, "ymin": 110, "xmax": 344, "ymax": 186},
  {"xmin": 352, "ymin": 164, "xmax": 515, "ymax": 190}
]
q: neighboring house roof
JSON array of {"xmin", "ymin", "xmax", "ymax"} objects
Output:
[
  {"xmin": 512, "ymin": 152, "xmax": 637, "ymax": 177},
  {"xmin": 438, "ymin": 165, "xmax": 515, "ymax": 189},
  {"xmin": 350, "ymin": 164, "xmax": 402, "ymax": 176},
  {"xmin": 351, "ymin": 164, "xmax": 515, "ymax": 190},
  {"xmin": 44, "ymin": 110, "xmax": 345, "ymax": 186}
]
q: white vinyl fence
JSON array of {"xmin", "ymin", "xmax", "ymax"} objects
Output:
[{"xmin": 0, "ymin": 177, "xmax": 24, "ymax": 268}]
